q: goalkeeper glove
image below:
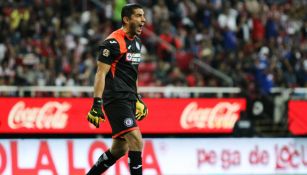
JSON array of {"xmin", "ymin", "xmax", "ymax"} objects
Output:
[
  {"xmin": 135, "ymin": 94, "xmax": 148, "ymax": 121},
  {"xmin": 87, "ymin": 97, "xmax": 105, "ymax": 128}
]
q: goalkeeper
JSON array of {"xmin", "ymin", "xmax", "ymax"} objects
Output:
[{"xmin": 86, "ymin": 3, "xmax": 148, "ymax": 175}]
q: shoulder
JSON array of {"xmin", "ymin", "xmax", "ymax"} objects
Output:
[
  {"xmin": 106, "ymin": 29, "xmax": 126, "ymax": 46},
  {"xmin": 101, "ymin": 38, "xmax": 120, "ymax": 48},
  {"xmin": 97, "ymin": 38, "xmax": 121, "ymax": 63},
  {"xmin": 107, "ymin": 29, "xmax": 125, "ymax": 38},
  {"xmin": 105, "ymin": 29, "xmax": 127, "ymax": 54},
  {"xmin": 98, "ymin": 39, "xmax": 120, "ymax": 57}
]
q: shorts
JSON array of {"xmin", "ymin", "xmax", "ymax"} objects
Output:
[{"xmin": 104, "ymin": 99, "xmax": 138, "ymax": 138}]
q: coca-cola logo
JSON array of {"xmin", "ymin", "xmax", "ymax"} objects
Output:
[
  {"xmin": 180, "ymin": 102, "xmax": 241, "ymax": 129},
  {"xmin": 8, "ymin": 101, "xmax": 71, "ymax": 129}
]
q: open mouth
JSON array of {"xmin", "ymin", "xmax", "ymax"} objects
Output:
[{"xmin": 137, "ymin": 24, "xmax": 144, "ymax": 33}]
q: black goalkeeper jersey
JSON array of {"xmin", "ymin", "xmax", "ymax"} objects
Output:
[{"xmin": 97, "ymin": 29, "xmax": 142, "ymax": 103}]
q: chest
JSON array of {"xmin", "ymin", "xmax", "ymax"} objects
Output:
[{"xmin": 123, "ymin": 39, "xmax": 142, "ymax": 65}]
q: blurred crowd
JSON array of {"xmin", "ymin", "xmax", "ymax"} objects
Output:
[{"xmin": 0, "ymin": 0, "xmax": 306, "ymax": 97}]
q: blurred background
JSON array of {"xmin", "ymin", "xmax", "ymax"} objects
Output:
[{"xmin": 0, "ymin": 0, "xmax": 307, "ymax": 174}]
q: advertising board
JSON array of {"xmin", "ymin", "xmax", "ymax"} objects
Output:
[
  {"xmin": 0, "ymin": 98, "xmax": 246, "ymax": 134},
  {"xmin": 0, "ymin": 138, "xmax": 306, "ymax": 175}
]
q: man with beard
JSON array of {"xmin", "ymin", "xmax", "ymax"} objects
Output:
[{"xmin": 86, "ymin": 3, "xmax": 148, "ymax": 175}]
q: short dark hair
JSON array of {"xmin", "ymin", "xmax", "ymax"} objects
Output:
[{"xmin": 121, "ymin": 3, "xmax": 143, "ymax": 25}]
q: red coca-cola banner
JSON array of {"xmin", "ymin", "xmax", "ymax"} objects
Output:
[
  {"xmin": 288, "ymin": 100, "xmax": 307, "ymax": 135},
  {"xmin": 0, "ymin": 98, "xmax": 246, "ymax": 134}
]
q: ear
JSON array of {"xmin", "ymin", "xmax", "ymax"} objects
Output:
[{"xmin": 123, "ymin": 16, "xmax": 130, "ymax": 25}]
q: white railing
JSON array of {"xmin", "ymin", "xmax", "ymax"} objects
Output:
[
  {"xmin": 271, "ymin": 87, "xmax": 307, "ymax": 94},
  {"xmin": 0, "ymin": 86, "xmax": 241, "ymax": 98},
  {"xmin": 1, "ymin": 86, "xmax": 307, "ymax": 98}
]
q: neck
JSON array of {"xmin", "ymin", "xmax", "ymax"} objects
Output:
[{"xmin": 122, "ymin": 26, "xmax": 134, "ymax": 39}]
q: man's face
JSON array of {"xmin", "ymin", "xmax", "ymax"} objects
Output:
[{"xmin": 127, "ymin": 8, "xmax": 146, "ymax": 36}]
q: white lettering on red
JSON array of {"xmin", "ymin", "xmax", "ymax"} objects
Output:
[
  {"xmin": 8, "ymin": 101, "xmax": 71, "ymax": 129},
  {"xmin": 180, "ymin": 102, "xmax": 241, "ymax": 129}
]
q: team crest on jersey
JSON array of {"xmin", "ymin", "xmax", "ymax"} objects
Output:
[
  {"xmin": 124, "ymin": 118, "xmax": 133, "ymax": 127},
  {"xmin": 102, "ymin": 49, "xmax": 110, "ymax": 57},
  {"xmin": 126, "ymin": 53, "xmax": 141, "ymax": 64}
]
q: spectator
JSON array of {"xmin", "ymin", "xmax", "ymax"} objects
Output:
[{"xmin": 0, "ymin": 0, "xmax": 306, "ymax": 98}]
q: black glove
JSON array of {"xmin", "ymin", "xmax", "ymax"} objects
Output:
[
  {"xmin": 87, "ymin": 98, "xmax": 105, "ymax": 128},
  {"xmin": 135, "ymin": 94, "xmax": 148, "ymax": 121}
]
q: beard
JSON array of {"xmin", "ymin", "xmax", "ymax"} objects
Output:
[{"xmin": 129, "ymin": 22, "xmax": 141, "ymax": 36}]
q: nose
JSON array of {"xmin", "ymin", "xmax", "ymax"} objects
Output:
[{"xmin": 142, "ymin": 15, "xmax": 146, "ymax": 23}]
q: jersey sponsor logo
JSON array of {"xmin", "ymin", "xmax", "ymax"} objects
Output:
[
  {"xmin": 109, "ymin": 40, "xmax": 117, "ymax": 44},
  {"xmin": 124, "ymin": 118, "xmax": 133, "ymax": 127},
  {"xmin": 126, "ymin": 53, "xmax": 141, "ymax": 64},
  {"xmin": 102, "ymin": 49, "xmax": 110, "ymax": 57}
]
